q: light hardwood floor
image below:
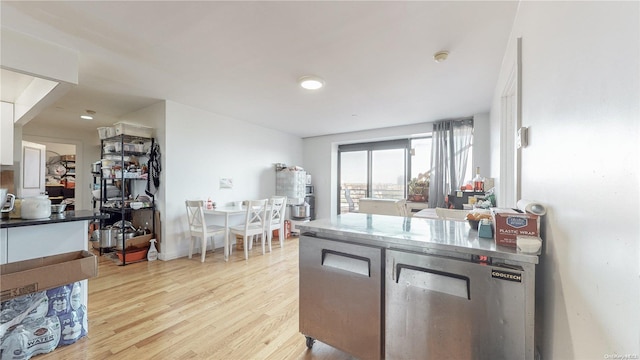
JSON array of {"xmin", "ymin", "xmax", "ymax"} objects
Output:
[{"xmin": 37, "ymin": 237, "xmax": 354, "ymax": 360}]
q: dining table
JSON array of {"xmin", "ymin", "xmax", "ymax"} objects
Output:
[
  {"xmin": 412, "ymin": 208, "xmax": 438, "ymax": 220},
  {"xmin": 203, "ymin": 204, "xmax": 246, "ymax": 260}
]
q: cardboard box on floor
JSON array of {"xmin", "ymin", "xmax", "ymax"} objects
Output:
[
  {"xmin": 132, "ymin": 209, "xmax": 162, "ymax": 253},
  {"xmin": 0, "ymin": 251, "xmax": 97, "ymax": 302}
]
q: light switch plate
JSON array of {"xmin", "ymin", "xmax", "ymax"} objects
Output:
[{"xmin": 517, "ymin": 127, "xmax": 528, "ymax": 149}]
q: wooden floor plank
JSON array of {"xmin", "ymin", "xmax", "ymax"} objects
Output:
[{"xmin": 35, "ymin": 237, "xmax": 353, "ymax": 360}]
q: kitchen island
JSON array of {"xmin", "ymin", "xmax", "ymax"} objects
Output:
[
  {"xmin": 298, "ymin": 213, "xmax": 538, "ymax": 360},
  {"xmin": 1, "ymin": 210, "xmax": 108, "ymax": 264},
  {"xmin": 0, "ymin": 210, "xmax": 107, "ymax": 358}
]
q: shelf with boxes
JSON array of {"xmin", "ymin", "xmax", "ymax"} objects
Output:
[
  {"xmin": 94, "ymin": 131, "xmax": 157, "ymax": 265},
  {"xmin": 45, "ymin": 154, "xmax": 76, "ymax": 210}
]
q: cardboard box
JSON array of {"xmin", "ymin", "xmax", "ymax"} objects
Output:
[
  {"xmin": 114, "ymin": 234, "xmax": 153, "ymax": 251},
  {"xmin": 492, "ymin": 208, "xmax": 540, "ymax": 247},
  {"xmin": 0, "ymin": 251, "xmax": 97, "ymax": 302},
  {"xmin": 114, "ymin": 122, "xmax": 153, "ymax": 138},
  {"xmin": 273, "ymin": 220, "xmax": 292, "ymax": 239}
]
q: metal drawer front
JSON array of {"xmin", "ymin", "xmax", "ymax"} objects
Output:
[
  {"xmin": 299, "ymin": 235, "xmax": 383, "ymax": 360},
  {"xmin": 386, "ymin": 249, "xmax": 527, "ymax": 360},
  {"xmin": 322, "ymin": 250, "xmax": 370, "ymax": 276},
  {"xmin": 395, "ymin": 264, "xmax": 470, "ymax": 299}
]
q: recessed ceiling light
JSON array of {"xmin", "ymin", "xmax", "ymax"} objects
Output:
[
  {"xmin": 433, "ymin": 50, "xmax": 449, "ymax": 63},
  {"xmin": 81, "ymin": 109, "xmax": 96, "ymax": 120},
  {"xmin": 298, "ymin": 76, "xmax": 324, "ymax": 90}
]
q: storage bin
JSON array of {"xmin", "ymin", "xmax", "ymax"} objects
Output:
[
  {"xmin": 114, "ymin": 122, "xmax": 153, "ymax": 138},
  {"xmin": 97, "ymin": 127, "xmax": 109, "ymax": 139},
  {"xmin": 116, "ymin": 247, "xmax": 148, "ymax": 262}
]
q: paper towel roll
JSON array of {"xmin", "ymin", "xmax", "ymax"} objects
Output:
[{"xmin": 516, "ymin": 199, "xmax": 546, "ymax": 216}]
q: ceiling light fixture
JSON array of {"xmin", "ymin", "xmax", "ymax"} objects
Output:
[
  {"xmin": 298, "ymin": 76, "xmax": 324, "ymax": 90},
  {"xmin": 433, "ymin": 50, "xmax": 449, "ymax": 63},
  {"xmin": 81, "ymin": 109, "xmax": 96, "ymax": 120}
]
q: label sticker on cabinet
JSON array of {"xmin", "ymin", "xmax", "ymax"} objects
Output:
[{"xmin": 491, "ymin": 269, "xmax": 522, "ymax": 283}]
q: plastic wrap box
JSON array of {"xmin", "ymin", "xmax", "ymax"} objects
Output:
[
  {"xmin": 492, "ymin": 208, "xmax": 540, "ymax": 247},
  {"xmin": 0, "ymin": 251, "xmax": 97, "ymax": 302},
  {"xmin": 113, "ymin": 122, "xmax": 153, "ymax": 138}
]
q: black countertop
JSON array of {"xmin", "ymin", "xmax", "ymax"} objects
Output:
[{"xmin": 0, "ymin": 210, "xmax": 109, "ymax": 229}]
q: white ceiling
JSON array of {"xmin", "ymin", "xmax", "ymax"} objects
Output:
[{"xmin": 1, "ymin": 1, "xmax": 518, "ymax": 138}]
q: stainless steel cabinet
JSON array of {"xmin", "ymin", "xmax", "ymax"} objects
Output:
[
  {"xmin": 299, "ymin": 235, "xmax": 383, "ymax": 360},
  {"xmin": 385, "ymin": 248, "xmax": 535, "ymax": 359}
]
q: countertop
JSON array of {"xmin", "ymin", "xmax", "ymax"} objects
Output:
[
  {"xmin": 297, "ymin": 213, "xmax": 539, "ymax": 264},
  {"xmin": 0, "ymin": 210, "xmax": 109, "ymax": 229}
]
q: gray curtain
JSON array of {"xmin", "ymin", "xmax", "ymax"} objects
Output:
[{"xmin": 429, "ymin": 118, "xmax": 474, "ymax": 208}]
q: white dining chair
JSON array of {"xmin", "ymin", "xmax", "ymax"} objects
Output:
[
  {"xmin": 267, "ymin": 196, "xmax": 287, "ymax": 250},
  {"xmin": 185, "ymin": 200, "xmax": 225, "ymax": 262},
  {"xmin": 228, "ymin": 199, "xmax": 269, "ymax": 260}
]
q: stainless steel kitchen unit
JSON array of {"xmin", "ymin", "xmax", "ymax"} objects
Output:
[
  {"xmin": 298, "ymin": 213, "xmax": 539, "ymax": 360},
  {"xmin": 299, "ymin": 235, "xmax": 384, "ymax": 360},
  {"xmin": 386, "ymin": 248, "xmax": 535, "ymax": 359}
]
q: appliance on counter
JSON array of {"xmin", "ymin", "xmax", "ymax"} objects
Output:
[
  {"xmin": 305, "ymin": 194, "xmax": 315, "ymax": 220},
  {"xmin": 291, "ymin": 185, "xmax": 315, "ymax": 221},
  {"xmin": 448, "ymin": 190, "xmax": 484, "ymax": 209}
]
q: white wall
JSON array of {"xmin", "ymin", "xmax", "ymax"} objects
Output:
[
  {"xmin": 302, "ymin": 113, "xmax": 490, "ymax": 219},
  {"xmin": 489, "ymin": 2, "xmax": 639, "ymax": 358},
  {"xmin": 156, "ymin": 101, "xmax": 303, "ymax": 260}
]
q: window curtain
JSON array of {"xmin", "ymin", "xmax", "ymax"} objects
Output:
[{"xmin": 428, "ymin": 118, "xmax": 474, "ymax": 208}]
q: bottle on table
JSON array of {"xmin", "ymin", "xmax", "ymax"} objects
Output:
[{"xmin": 473, "ymin": 167, "xmax": 484, "ymax": 192}]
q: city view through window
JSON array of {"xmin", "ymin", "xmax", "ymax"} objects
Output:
[{"xmin": 339, "ymin": 137, "xmax": 432, "ymax": 214}]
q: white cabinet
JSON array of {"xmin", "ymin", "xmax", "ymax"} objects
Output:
[
  {"xmin": 0, "ymin": 228, "xmax": 7, "ymax": 265},
  {"xmin": 6, "ymin": 222, "xmax": 87, "ymax": 263},
  {"xmin": 1, "ymin": 101, "xmax": 14, "ymax": 165}
]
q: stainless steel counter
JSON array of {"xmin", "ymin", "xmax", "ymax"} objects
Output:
[
  {"xmin": 298, "ymin": 213, "xmax": 539, "ymax": 360},
  {"xmin": 297, "ymin": 213, "xmax": 538, "ymax": 264}
]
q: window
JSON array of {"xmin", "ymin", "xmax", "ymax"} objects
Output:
[{"xmin": 339, "ymin": 138, "xmax": 435, "ymax": 214}]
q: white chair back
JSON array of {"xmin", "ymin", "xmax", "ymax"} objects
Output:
[
  {"xmin": 270, "ymin": 196, "xmax": 287, "ymax": 227},
  {"xmin": 435, "ymin": 207, "xmax": 468, "ymax": 220},
  {"xmin": 185, "ymin": 200, "xmax": 225, "ymax": 262},
  {"xmin": 186, "ymin": 200, "xmax": 206, "ymax": 233},
  {"xmin": 244, "ymin": 199, "xmax": 269, "ymax": 233}
]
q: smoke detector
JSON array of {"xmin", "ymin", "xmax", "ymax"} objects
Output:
[{"xmin": 433, "ymin": 51, "xmax": 449, "ymax": 63}]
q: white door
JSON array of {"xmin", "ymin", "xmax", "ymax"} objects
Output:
[{"xmin": 19, "ymin": 141, "xmax": 46, "ymax": 198}]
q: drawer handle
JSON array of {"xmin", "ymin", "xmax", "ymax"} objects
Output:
[
  {"xmin": 321, "ymin": 249, "xmax": 370, "ymax": 277},
  {"xmin": 396, "ymin": 264, "xmax": 470, "ymax": 300}
]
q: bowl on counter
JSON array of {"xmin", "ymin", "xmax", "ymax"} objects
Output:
[
  {"xmin": 51, "ymin": 204, "xmax": 67, "ymax": 213},
  {"xmin": 129, "ymin": 201, "xmax": 144, "ymax": 210}
]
